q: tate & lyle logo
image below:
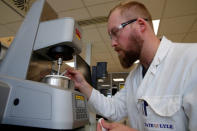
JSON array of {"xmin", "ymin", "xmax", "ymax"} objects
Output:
[{"xmin": 144, "ymin": 122, "xmax": 174, "ymax": 129}]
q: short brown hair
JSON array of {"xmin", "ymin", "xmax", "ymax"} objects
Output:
[{"xmin": 108, "ymin": 1, "xmax": 153, "ymax": 28}]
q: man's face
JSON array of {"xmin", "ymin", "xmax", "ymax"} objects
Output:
[{"xmin": 107, "ymin": 9, "xmax": 142, "ymax": 68}]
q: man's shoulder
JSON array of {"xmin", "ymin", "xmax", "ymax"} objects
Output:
[
  {"xmin": 163, "ymin": 36, "xmax": 197, "ymax": 56},
  {"xmin": 165, "ymin": 36, "xmax": 197, "ymax": 47},
  {"xmin": 161, "ymin": 36, "xmax": 197, "ymax": 46},
  {"xmin": 171, "ymin": 41, "xmax": 197, "ymax": 54}
]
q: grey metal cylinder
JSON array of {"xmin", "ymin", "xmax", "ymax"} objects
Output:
[{"xmin": 43, "ymin": 75, "xmax": 70, "ymax": 89}]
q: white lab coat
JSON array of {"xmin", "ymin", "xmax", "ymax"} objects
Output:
[{"xmin": 88, "ymin": 36, "xmax": 197, "ymax": 131}]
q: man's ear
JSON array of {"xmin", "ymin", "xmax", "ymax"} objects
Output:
[{"xmin": 137, "ymin": 18, "xmax": 146, "ymax": 33}]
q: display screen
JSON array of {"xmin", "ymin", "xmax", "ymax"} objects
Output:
[{"xmin": 75, "ymin": 95, "xmax": 85, "ymax": 108}]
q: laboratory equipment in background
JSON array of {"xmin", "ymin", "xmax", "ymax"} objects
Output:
[
  {"xmin": 96, "ymin": 62, "xmax": 107, "ymax": 79},
  {"xmin": 91, "ymin": 62, "xmax": 108, "ymax": 89},
  {"xmin": 0, "ymin": 0, "xmax": 89, "ymax": 130}
]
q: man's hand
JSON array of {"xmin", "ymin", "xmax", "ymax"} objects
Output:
[
  {"xmin": 65, "ymin": 68, "xmax": 93, "ymax": 99},
  {"xmin": 97, "ymin": 119, "xmax": 138, "ymax": 131},
  {"xmin": 65, "ymin": 68, "xmax": 86, "ymax": 89}
]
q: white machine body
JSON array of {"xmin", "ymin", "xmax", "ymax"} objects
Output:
[
  {"xmin": 34, "ymin": 17, "xmax": 82, "ymax": 59},
  {"xmin": 0, "ymin": 76, "xmax": 89, "ymax": 129},
  {"xmin": 0, "ymin": 0, "xmax": 89, "ymax": 129}
]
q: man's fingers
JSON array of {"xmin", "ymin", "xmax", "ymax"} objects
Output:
[
  {"xmin": 66, "ymin": 67, "xmax": 75, "ymax": 74},
  {"xmin": 97, "ymin": 120, "xmax": 102, "ymax": 131},
  {"xmin": 101, "ymin": 119, "xmax": 113, "ymax": 130},
  {"xmin": 65, "ymin": 68, "xmax": 76, "ymax": 77}
]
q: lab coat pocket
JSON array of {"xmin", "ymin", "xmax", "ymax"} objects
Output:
[{"xmin": 141, "ymin": 95, "xmax": 181, "ymax": 117}]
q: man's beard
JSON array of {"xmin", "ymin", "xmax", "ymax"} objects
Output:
[
  {"xmin": 118, "ymin": 50, "xmax": 139, "ymax": 68},
  {"xmin": 118, "ymin": 31, "xmax": 143, "ymax": 68}
]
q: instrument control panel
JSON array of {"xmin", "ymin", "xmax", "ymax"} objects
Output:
[{"xmin": 72, "ymin": 93, "xmax": 89, "ymax": 121}]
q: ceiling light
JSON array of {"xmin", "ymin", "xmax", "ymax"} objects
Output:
[
  {"xmin": 107, "ymin": 94, "xmax": 112, "ymax": 98},
  {"xmin": 152, "ymin": 19, "xmax": 160, "ymax": 35},
  {"xmin": 101, "ymin": 84, "xmax": 110, "ymax": 87},
  {"xmin": 113, "ymin": 78, "xmax": 124, "ymax": 82},
  {"xmin": 134, "ymin": 60, "xmax": 139, "ymax": 64},
  {"xmin": 98, "ymin": 79, "xmax": 104, "ymax": 82},
  {"xmin": 65, "ymin": 62, "xmax": 75, "ymax": 67}
]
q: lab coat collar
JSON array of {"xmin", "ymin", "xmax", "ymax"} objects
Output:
[{"xmin": 148, "ymin": 36, "xmax": 171, "ymax": 75}]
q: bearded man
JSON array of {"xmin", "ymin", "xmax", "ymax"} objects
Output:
[{"xmin": 66, "ymin": 1, "xmax": 197, "ymax": 131}]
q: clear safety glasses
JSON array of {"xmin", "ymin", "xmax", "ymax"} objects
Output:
[{"xmin": 109, "ymin": 18, "xmax": 148, "ymax": 41}]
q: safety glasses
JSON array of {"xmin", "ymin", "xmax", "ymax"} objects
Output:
[{"xmin": 109, "ymin": 18, "xmax": 148, "ymax": 41}]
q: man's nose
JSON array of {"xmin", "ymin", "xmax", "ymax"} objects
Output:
[{"xmin": 111, "ymin": 39, "xmax": 118, "ymax": 47}]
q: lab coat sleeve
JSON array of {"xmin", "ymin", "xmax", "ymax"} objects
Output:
[
  {"xmin": 182, "ymin": 62, "xmax": 197, "ymax": 130},
  {"xmin": 88, "ymin": 87, "xmax": 128, "ymax": 121}
]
